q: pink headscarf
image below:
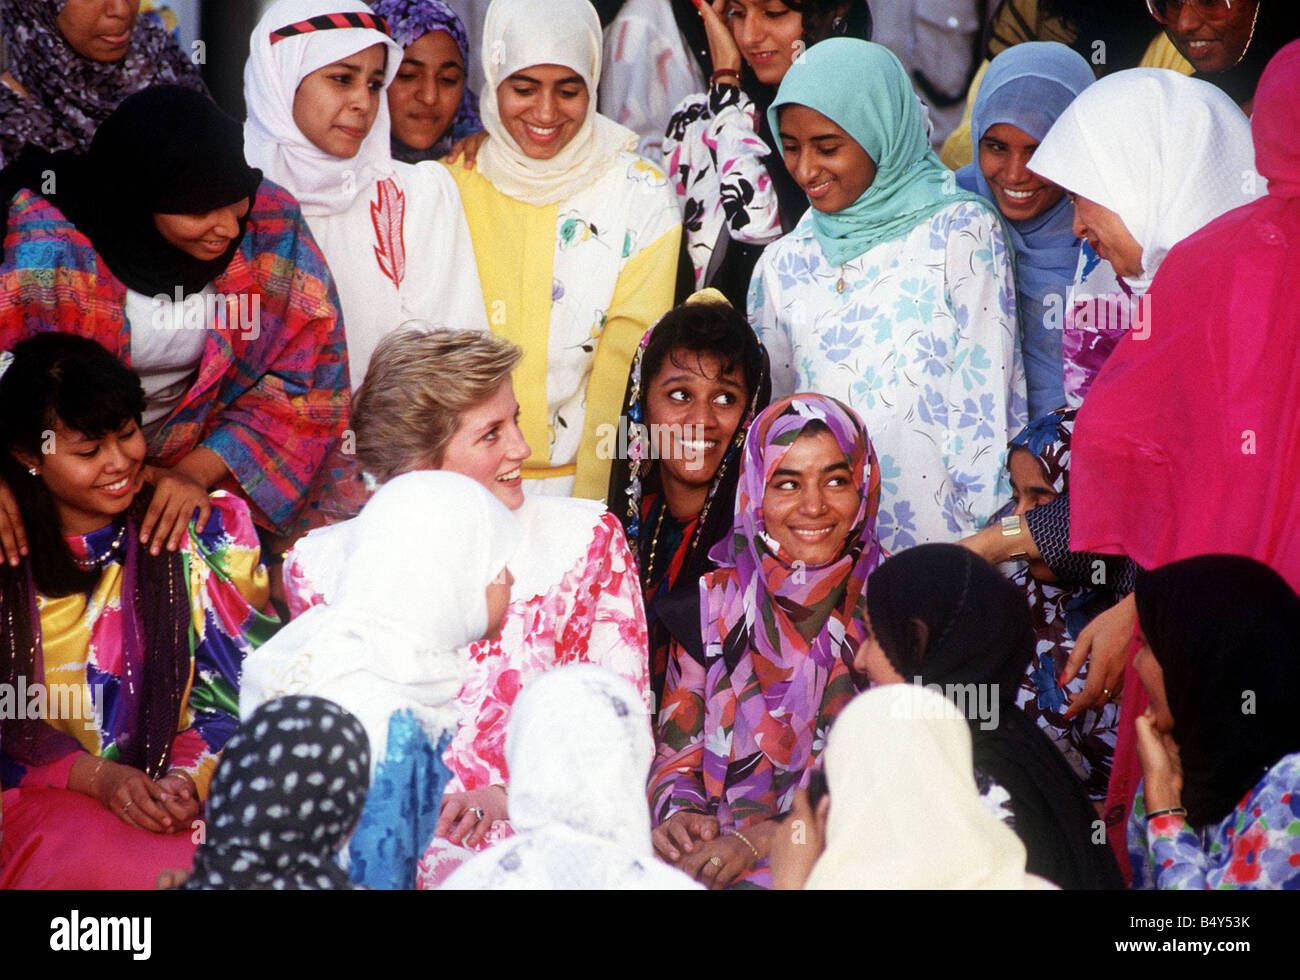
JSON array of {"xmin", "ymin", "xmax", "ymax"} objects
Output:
[
  {"xmin": 1070, "ymin": 41, "xmax": 1300, "ymax": 882},
  {"xmin": 1070, "ymin": 41, "xmax": 1300, "ymax": 593}
]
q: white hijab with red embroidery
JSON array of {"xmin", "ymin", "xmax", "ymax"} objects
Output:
[{"xmin": 241, "ymin": 0, "xmax": 489, "ymax": 386}]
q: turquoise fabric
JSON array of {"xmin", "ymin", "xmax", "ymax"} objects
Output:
[
  {"xmin": 767, "ymin": 38, "xmax": 991, "ymax": 266},
  {"xmin": 347, "ymin": 710, "xmax": 453, "ymax": 890}
]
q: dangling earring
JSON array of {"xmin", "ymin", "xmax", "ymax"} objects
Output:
[{"xmin": 832, "ymin": 16, "xmax": 847, "ymax": 35}]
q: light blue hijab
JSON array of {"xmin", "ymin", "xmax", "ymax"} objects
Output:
[
  {"xmin": 957, "ymin": 42, "xmax": 1095, "ymax": 419},
  {"xmin": 768, "ymin": 39, "xmax": 992, "ymax": 267}
]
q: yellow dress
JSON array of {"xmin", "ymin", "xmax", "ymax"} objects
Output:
[{"xmin": 447, "ymin": 152, "xmax": 681, "ymax": 500}]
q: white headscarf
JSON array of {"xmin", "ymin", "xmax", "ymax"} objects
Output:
[
  {"xmin": 475, "ymin": 0, "xmax": 638, "ymax": 206},
  {"xmin": 239, "ymin": 470, "xmax": 519, "ymax": 776},
  {"xmin": 1029, "ymin": 68, "xmax": 1262, "ymax": 291},
  {"xmin": 243, "ymin": 0, "xmax": 404, "ymax": 216},
  {"xmin": 805, "ymin": 685, "xmax": 1056, "ymax": 890},
  {"xmin": 441, "ymin": 665, "xmax": 700, "ymax": 890}
]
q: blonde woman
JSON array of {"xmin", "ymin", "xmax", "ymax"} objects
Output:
[{"xmin": 280, "ymin": 328, "xmax": 652, "ymax": 887}]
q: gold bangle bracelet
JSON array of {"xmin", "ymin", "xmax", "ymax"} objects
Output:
[
  {"xmin": 724, "ymin": 827, "xmax": 760, "ymax": 862},
  {"xmin": 88, "ymin": 756, "xmax": 107, "ymax": 798}
]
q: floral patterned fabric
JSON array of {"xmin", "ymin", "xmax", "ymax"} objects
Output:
[
  {"xmin": 749, "ymin": 201, "xmax": 1027, "ymax": 555},
  {"xmin": 1007, "ymin": 408, "xmax": 1119, "ymax": 801},
  {"xmin": 416, "ymin": 511, "xmax": 651, "ymax": 885},
  {"xmin": 1061, "ymin": 241, "xmax": 1138, "ymax": 409},
  {"xmin": 649, "ymin": 396, "xmax": 883, "ymax": 887},
  {"xmin": 446, "ymin": 152, "xmax": 681, "ymax": 498},
  {"xmin": 1128, "ymin": 753, "xmax": 1300, "ymax": 890},
  {"xmin": 664, "ymin": 83, "xmax": 784, "ymax": 293}
]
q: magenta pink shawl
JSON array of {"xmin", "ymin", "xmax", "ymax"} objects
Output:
[{"xmin": 1070, "ymin": 41, "xmax": 1300, "ymax": 593}]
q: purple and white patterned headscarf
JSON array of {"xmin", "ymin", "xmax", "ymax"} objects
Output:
[
  {"xmin": 368, "ymin": 0, "xmax": 482, "ymax": 162},
  {"xmin": 0, "ymin": 0, "xmax": 207, "ymax": 165}
]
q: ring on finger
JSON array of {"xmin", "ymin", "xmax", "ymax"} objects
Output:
[
  {"xmin": 470, "ymin": 806, "xmax": 485, "ymax": 822},
  {"xmin": 709, "ymin": 855, "xmax": 722, "ymax": 868},
  {"xmin": 122, "ymin": 799, "xmax": 135, "ymax": 811}
]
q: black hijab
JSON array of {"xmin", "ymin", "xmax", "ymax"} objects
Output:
[
  {"xmin": 1135, "ymin": 554, "xmax": 1300, "ymax": 828},
  {"xmin": 867, "ymin": 544, "xmax": 1124, "ymax": 889},
  {"xmin": 181, "ymin": 696, "xmax": 371, "ymax": 890},
  {"xmin": 0, "ymin": 85, "xmax": 262, "ymax": 296}
]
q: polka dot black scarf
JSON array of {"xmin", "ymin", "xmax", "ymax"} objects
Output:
[{"xmin": 181, "ymin": 697, "xmax": 371, "ymax": 890}]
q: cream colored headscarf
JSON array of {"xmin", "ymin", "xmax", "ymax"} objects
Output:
[
  {"xmin": 475, "ymin": 0, "xmax": 637, "ymax": 206},
  {"xmin": 806, "ymin": 685, "xmax": 1056, "ymax": 890}
]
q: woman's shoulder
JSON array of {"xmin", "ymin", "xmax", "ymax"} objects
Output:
[
  {"xmin": 4, "ymin": 189, "xmax": 84, "ymax": 243},
  {"xmin": 520, "ymin": 494, "xmax": 608, "ymax": 538},
  {"xmin": 934, "ymin": 196, "xmax": 1002, "ymax": 230},
  {"xmin": 1249, "ymin": 751, "xmax": 1300, "ymax": 803},
  {"xmin": 596, "ymin": 151, "xmax": 674, "ymax": 200},
  {"xmin": 242, "ymin": 179, "xmax": 317, "ymax": 252},
  {"xmin": 755, "ymin": 212, "xmax": 819, "ymax": 266},
  {"xmin": 395, "ymin": 158, "xmax": 461, "ymax": 199},
  {"xmin": 188, "ymin": 491, "xmax": 262, "ymax": 552},
  {"xmin": 666, "ymin": 90, "xmax": 711, "ymax": 135}
]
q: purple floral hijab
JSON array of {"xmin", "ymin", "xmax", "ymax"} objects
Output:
[
  {"xmin": 0, "ymin": 0, "xmax": 206, "ymax": 164},
  {"xmin": 703, "ymin": 395, "xmax": 883, "ymax": 788},
  {"xmin": 368, "ymin": 0, "xmax": 482, "ymax": 162}
]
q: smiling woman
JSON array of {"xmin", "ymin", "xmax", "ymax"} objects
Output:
[
  {"xmin": 751, "ymin": 39, "xmax": 1026, "ymax": 555},
  {"xmin": 443, "ymin": 0, "xmax": 681, "ymax": 501},
  {"xmin": 1147, "ymin": 0, "xmax": 1300, "ymax": 106},
  {"xmin": 0, "ymin": 0, "xmax": 207, "ymax": 164},
  {"xmin": 649, "ymin": 393, "xmax": 883, "ymax": 889},
  {"xmin": 273, "ymin": 327, "xmax": 653, "ymax": 888},
  {"xmin": 0, "ymin": 333, "xmax": 276, "ymax": 890},
  {"xmin": 0, "ymin": 84, "xmax": 350, "ymax": 550},
  {"xmin": 957, "ymin": 41, "xmax": 1095, "ymax": 419},
  {"xmin": 664, "ymin": 0, "xmax": 874, "ymax": 304},
  {"xmin": 607, "ymin": 291, "xmax": 771, "ymax": 702}
]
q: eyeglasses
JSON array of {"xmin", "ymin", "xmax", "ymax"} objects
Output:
[{"xmin": 1144, "ymin": 0, "xmax": 1242, "ymax": 25}]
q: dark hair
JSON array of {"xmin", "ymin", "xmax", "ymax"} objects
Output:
[
  {"xmin": 1028, "ymin": 1, "xmax": 1153, "ymax": 75},
  {"xmin": 0, "ymin": 334, "xmax": 190, "ymax": 778},
  {"xmin": 640, "ymin": 301, "xmax": 763, "ymax": 412},
  {"xmin": 0, "ymin": 333, "xmax": 146, "ymax": 596},
  {"xmin": 791, "ymin": 0, "xmax": 873, "ymax": 46}
]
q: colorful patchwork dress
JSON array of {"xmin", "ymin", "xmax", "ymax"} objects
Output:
[{"xmin": 0, "ymin": 492, "xmax": 276, "ymax": 889}]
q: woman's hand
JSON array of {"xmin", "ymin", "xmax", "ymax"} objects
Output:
[
  {"xmin": 1135, "ymin": 708, "xmax": 1183, "ymax": 813},
  {"xmin": 1062, "ymin": 592, "xmax": 1137, "ymax": 718},
  {"xmin": 770, "ymin": 788, "xmax": 827, "ymax": 890},
  {"xmin": 156, "ymin": 868, "xmax": 192, "ymax": 890},
  {"xmin": 0, "ymin": 476, "xmax": 29, "ymax": 567},
  {"xmin": 695, "ymin": 0, "xmax": 744, "ymax": 76},
  {"xmin": 156, "ymin": 770, "xmax": 202, "ymax": 825},
  {"xmin": 679, "ymin": 832, "xmax": 755, "ymax": 890},
  {"xmin": 139, "ymin": 465, "xmax": 211, "ymax": 556},
  {"xmin": 94, "ymin": 761, "xmax": 184, "ymax": 834},
  {"xmin": 436, "ymin": 785, "xmax": 508, "ymax": 848},
  {"xmin": 651, "ymin": 809, "xmax": 719, "ymax": 864},
  {"xmin": 447, "ymin": 130, "xmax": 489, "ymax": 170}
]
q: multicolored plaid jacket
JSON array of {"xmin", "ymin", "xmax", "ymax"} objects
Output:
[{"xmin": 0, "ymin": 180, "xmax": 350, "ymax": 532}]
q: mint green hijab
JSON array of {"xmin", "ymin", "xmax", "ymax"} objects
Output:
[{"xmin": 768, "ymin": 39, "xmax": 992, "ymax": 266}]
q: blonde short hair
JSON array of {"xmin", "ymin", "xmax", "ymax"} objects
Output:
[{"xmin": 351, "ymin": 328, "xmax": 523, "ymax": 482}]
